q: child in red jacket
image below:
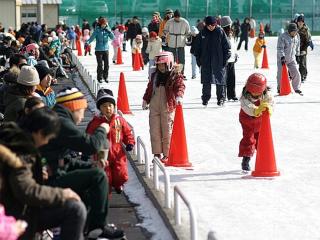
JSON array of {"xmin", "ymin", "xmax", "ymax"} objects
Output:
[
  {"xmin": 238, "ymin": 73, "xmax": 273, "ymax": 171},
  {"xmin": 86, "ymin": 88, "xmax": 135, "ymax": 194},
  {"xmin": 142, "ymin": 51, "xmax": 185, "ymax": 163}
]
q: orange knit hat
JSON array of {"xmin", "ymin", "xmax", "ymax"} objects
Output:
[{"xmin": 56, "ymin": 87, "xmax": 87, "ymax": 111}]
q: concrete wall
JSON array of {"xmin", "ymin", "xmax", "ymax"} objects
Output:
[
  {"xmin": 0, "ymin": 0, "xmax": 16, "ymax": 30},
  {"xmin": 43, "ymin": 5, "xmax": 58, "ymax": 28}
]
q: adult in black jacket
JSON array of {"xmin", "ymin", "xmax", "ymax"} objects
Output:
[
  {"xmin": 194, "ymin": 16, "xmax": 231, "ymax": 106},
  {"xmin": 40, "ymin": 87, "xmax": 124, "ymax": 239},
  {"xmin": 126, "ymin": 16, "xmax": 142, "ymax": 46},
  {"xmin": 237, "ymin": 17, "xmax": 251, "ymax": 51}
]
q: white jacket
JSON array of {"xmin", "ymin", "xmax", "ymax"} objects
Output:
[
  {"xmin": 163, "ymin": 18, "xmax": 190, "ymax": 48},
  {"xmin": 227, "ymin": 36, "xmax": 237, "ymax": 63},
  {"xmin": 146, "ymin": 37, "xmax": 162, "ymax": 60}
]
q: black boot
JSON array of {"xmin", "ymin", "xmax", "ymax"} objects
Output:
[{"xmin": 241, "ymin": 156, "xmax": 251, "ymax": 171}]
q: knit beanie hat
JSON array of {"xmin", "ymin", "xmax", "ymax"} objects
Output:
[
  {"xmin": 96, "ymin": 88, "xmax": 116, "ymax": 109},
  {"xmin": 35, "ymin": 64, "xmax": 51, "ymax": 81},
  {"xmin": 205, "ymin": 16, "xmax": 217, "ymax": 26},
  {"xmin": 3, "ymin": 67, "xmax": 20, "ymax": 83},
  {"xmin": 165, "ymin": 8, "xmax": 173, "ymax": 14},
  {"xmin": 17, "ymin": 65, "xmax": 40, "ymax": 86},
  {"xmin": 220, "ymin": 16, "xmax": 232, "ymax": 27},
  {"xmin": 56, "ymin": 87, "xmax": 87, "ymax": 111},
  {"xmin": 174, "ymin": 9, "xmax": 181, "ymax": 18},
  {"xmin": 288, "ymin": 23, "xmax": 298, "ymax": 33}
]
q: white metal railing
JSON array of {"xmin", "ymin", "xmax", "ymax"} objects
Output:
[
  {"xmin": 136, "ymin": 136, "xmax": 150, "ymax": 178},
  {"xmin": 174, "ymin": 185, "xmax": 198, "ymax": 240},
  {"xmin": 207, "ymin": 231, "xmax": 218, "ymax": 240},
  {"xmin": 127, "ymin": 122, "xmax": 136, "ymax": 155},
  {"xmin": 153, "ymin": 157, "xmax": 171, "ymax": 208}
]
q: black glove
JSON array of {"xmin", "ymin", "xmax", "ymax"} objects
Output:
[
  {"xmin": 309, "ymin": 41, "xmax": 314, "ymax": 51},
  {"xmin": 125, "ymin": 144, "xmax": 134, "ymax": 152},
  {"xmin": 261, "ymin": 45, "xmax": 266, "ymax": 48},
  {"xmin": 281, "ymin": 56, "xmax": 286, "ymax": 66},
  {"xmin": 234, "ymin": 54, "xmax": 238, "ymax": 63},
  {"xmin": 84, "ymin": 42, "xmax": 89, "ymax": 48},
  {"xmin": 196, "ymin": 58, "xmax": 201, "ymax": 67}
]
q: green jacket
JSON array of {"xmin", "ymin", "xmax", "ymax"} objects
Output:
[{"xmin": 40, "ymin": 104, "xmax": 108, "ymax": 177}]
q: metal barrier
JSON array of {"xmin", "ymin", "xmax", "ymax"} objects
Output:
[
  {"xmin": 127, "ymin": 122, "xmax": 136, "ymax": 155},
  {"xmin": 153, "ymin": 157, "xmax": 171, "ymax": 209},
  {"xmin": 207, "ymin": 231, "xmax": 218, "ymax": 240},
  {"xmin": 174, "ymin": 185, "xmax": 198, "ymax": 240},
  {"xmin": 136, "ymin": 136, "xmax": 150, "ymax": 178}
]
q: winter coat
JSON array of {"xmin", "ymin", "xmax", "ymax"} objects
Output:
[
  {"xmin": 49, "ymin": 38, "xmax": 61, "ymax": 57},
  {"xmin": 67, "ymin": 29, "xmax": 76, "ymax": 40},
  {"xmin": 240, "ymin": 89, "xmax": 274, "ymax": 117},
  {"xmin": 148, "ymin": 20, "xmax": 160, "ymax": 34},
  {"xmin": 186, "ymin": 35, "xmax": 198, "ymax": 55},
  {"xmin": 3, "ymin": 87, "xmax": 28, "ymax": 122},
  {"xmin": 253, "ymin": 38, "xmax": 266, "ymax": 53},
  {"xmin": 111, "ymin": 29, "xmax": 124, "ymax": 48},
  {"xmin": 163, "ymin": 18, "xmax": 190, "ymax": 48},
  {"xmin": 87, "ymin": 26, "xmax": 115, "ymax": 52},
  {"xmin": 86, "ymin": 114, "xmax": 135, "ymax": 190},
  {"xmin": 35, "ymin": 85, "xmax": 56, "ymax": 108},
  {"xmin": 146, "ymin": 37, "xmax": 162, "ymax": 59},
  {"xmin": 194, "ymin": 27, "xmax": 231, "ymax": 84},
  {"xmin": 40, "ymin": 104, "xmax": 108, "ymax": 178},
  {"xmin": 0, "ymin": 141, "xmax": 65, "ymax": 239},
  {"xmin": 277, "ymin": 32, "xmax": 300, "ymax": 64},
  {"xmin": 298, "ymin": 25, "xmax": 311, "ymax": 54},
  {"xmin": 132, "ymin": 38, "xmax": 143, "ymax": 54},
  {"xmin": 158, "ymin": 19, "xmax": 169, "ymax": 38},
  {"xmin": 240, "ymin": 22, "xmax": 251, "ymax": 39},
  {"xmin": 143, "ymin": 68, "xmax": 185, "ymax": 113},
  {"xmin": 126, "ymin": 22, "xmax": 142, "ymax": 40},
  {"xmin": 82, "ymin": 29, "xmax": 90, "ymax": 42}
]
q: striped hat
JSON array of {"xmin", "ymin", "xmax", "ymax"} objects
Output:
[
  {"xmin": 96, "ymin": 88, "xmax": 116, "ymax": 109},
  {"xmin": 56, "ymin": 87, "xmax": 87, "ymax": 111}
]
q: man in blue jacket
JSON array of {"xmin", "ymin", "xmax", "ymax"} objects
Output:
[{"xmin": 86, "ymin": 17, "xmax": 114, "ymax": 83}]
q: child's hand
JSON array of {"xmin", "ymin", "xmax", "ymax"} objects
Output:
[
  {"xmin": 125, "ymin": 144, "xmax": 134, "ymax": 152},
  {"xmin": 254, "ymin": 102, "xmax": 268, "ymax": 117}
]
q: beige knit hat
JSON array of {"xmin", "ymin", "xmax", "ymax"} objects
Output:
[{"xmin": 17, "ymin": 65, "xmax": 40, "ymax": 86}]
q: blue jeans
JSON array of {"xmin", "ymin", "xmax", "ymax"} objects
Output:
[{"xmin": 191, "ymin": 54, "xmax": 198, "ymax": 77}]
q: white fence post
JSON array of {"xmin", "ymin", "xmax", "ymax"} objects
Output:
[{"xmin": 174, "ymin": 186, "xmax": 198, "ymax": 240}]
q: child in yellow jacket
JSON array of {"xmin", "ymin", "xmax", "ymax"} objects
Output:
[{"xmin": 253, "ymin": 32, "xmax": 266, "ymax": 68}]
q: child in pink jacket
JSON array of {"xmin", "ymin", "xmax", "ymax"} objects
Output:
[{"xmin": 111, "ymin": 25, "xmax": 125, "ymax": 63}]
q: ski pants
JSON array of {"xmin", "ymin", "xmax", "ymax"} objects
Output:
[
  {"xmin": 149, "ymin": 86, "xmax": 175, "ymax": 157},
  {"xmin": 276, "ymin": 60, "xmax": 301, "ymax": 91}
]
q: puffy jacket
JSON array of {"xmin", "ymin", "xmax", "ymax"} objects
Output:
[
  {"xmin": 3, "ymin": 87, "xmax": 28, "ymax": 122},
  {"xmin": 146, "ymin": 37, "xmax": 162, "ymax": 59},
  {"xmin": 298, "ymin": 25, "xmax": 311, "ymax": 54},
  {"xmin": 143, "ymin": 68, "xmax": 185, "ymax": 112},
  {"xmin": 35, "ymin": 85, "xmax": 56, "ymax": 108},
  {"xmin": 277, "ymin": 32, "xmax": 300, "ymax": 64},
  {"xmin": 111, "ymin": 29, "xmax": 124, "ymax": 48},
  {"xmin": 87, "ymin": 26, "xmax": 115, "ymax": 51},
  {"xmin": 163, "ymin": 18, "xmax": 190, "ymax": 48},
  {"xmin": 253, "ymin": 38, "xmax": 266, "ymax": 53},
  {"xmin": 86, "ymin": 114, "xmax": 135, "ymax": 190}
]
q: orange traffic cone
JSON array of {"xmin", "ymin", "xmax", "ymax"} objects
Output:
[
  {"xmin": 261, "ymin": 47, "xmax": 269, "ymax": 69},
  {"xmin": 279, "ymin": 64, "xmax": 292, "ymax": 96},
  {"xmin": 133, "ymin": 53, "xmax": 141, "ymax": 71},
  {"xmin": 252, "ymin": 111, "xmax": 280, "ymax": 177},
  {"xmin": 250, "ymin": 29, "xmax": 255, "ymax": 38},
  {"xmin": 165, "ymin": 104, "xmax": 192, "ymax": 167},
  {"xmin": 117, "ymin": 72, "xmax": 132, "ymax": 114},
  {"xmin": 116, "ymin": 47, "xmax": 123, "ymax": 64}
]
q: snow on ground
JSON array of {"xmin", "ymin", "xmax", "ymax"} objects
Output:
[{"xmin": 77, "ymin": 36, "xmax": 320, "ymax": 240}]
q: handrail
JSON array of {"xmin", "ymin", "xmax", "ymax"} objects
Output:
[
  {"xmin": 153, "ymin": 157, "xmax": 171, "ymax": 208},
  {"xmin": 174, "ymin": 185, "xmax": 198, "ymax": 240},
  {"xmin": 136, "ymin": 136, "xmax": 150, "ymax": 178},
  {"xmin": 127, "ymin": 122, "xmax": 136, "ymax": 155}
]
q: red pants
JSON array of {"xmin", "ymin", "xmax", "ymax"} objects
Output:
[{"xmin": 238, "ymin": 109, "xmax": 262, "ymax": 157}]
